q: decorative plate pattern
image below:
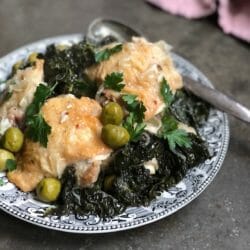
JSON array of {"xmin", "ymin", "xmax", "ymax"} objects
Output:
[{"xmin": 0, "ymin": 34, "xmax": 229, "ymax": 233}]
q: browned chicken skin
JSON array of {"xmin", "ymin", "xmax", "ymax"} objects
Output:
[
  {"xmin": 8, "ymin": 96, "xmax": 112, "ymax": 192},
  {"xmin": 86, "ymin": 37, "xmax": 183, "ymax": 120},
  {"xmin": 0, "ymin": 59, "xmax": 44, "ymax": 125}
]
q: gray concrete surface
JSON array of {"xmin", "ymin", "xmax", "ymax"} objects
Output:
[{"xmin": 0, "ymin": 0, "xmax": 249, "ymax": 249}]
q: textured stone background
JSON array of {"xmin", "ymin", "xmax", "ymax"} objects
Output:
[{"xmin": 0, "ymin": 0, "xmax": 249, "ymax": 249}]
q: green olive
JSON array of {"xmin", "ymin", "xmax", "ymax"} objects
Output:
[
  {"xmin": 101, "ymin": 124, "xmax": 130, "ymax": 149},
  {"xmin": 101, "ymin": 102, "xmax": 124, "ymax": 125},
  {"xmin": 2, "ymin": 127, "xmax": 24, "ymax": 153},
  {"xmin": 28, "ymin": 52, "xmax": 38, "ymax": 64},
  {"xmin": 103, "ymin": 175, "xmax": 116, "ymax": 192},
  {"xmin": 12, "ymin": 60, "xmax": 24, "ymax": 72},
  {"xmin": 36, "ymin": 177, "xmax": 61, "ymax": 203},
  {"xmin": 0, "ymin": 149, "xmax": 15, "ymax": 171}
]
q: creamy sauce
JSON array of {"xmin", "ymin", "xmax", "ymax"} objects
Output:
[
  {"xmin": 145, "ymin": 116, "xmax": 162, "ymax": 135},
  {"xmin": 0, "ymin": 118, "xmax": 12, "ymax": 135},
  {"xmin": 144, "ymin": 158, "xmax": 159, "ymax": 175}
]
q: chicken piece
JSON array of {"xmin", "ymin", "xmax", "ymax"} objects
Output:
[
  {"xmin": 8, "ymin": 96, "xmax": 112, "ymax": 192},
  {"xmin": 0, "ymin": 59, "xmax": 44, "ymax": 126},
  {"xmin": 85, "ymin": 37, "xmax": 183, "ymax": 120}
]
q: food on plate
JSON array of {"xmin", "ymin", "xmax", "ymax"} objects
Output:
[
  {"xmin": 86, "ymin": 37, "xmax": 182, "ymax": 120},
  {"xmin": 2, "ymin": 127, "xmax": 24, "ymax": 152},
  {"xmin": 101, "ymin": 124, "xmax": 130, "ymax": 148},
  {"xmin": 7, "ymin": 96, "xmax": 111, "ymax": 192},
  {"xmin": 101, "ymin": 102, "xmax": 124, "ymax": 125},
  {"xmin": 0, "ymin": 36, "xmax": 210, "ymax": 218},
  {"xmin": 36, "ymin": 177, "xmax": 61, "ymax": 202},
  {"xmin": 0, "ymin": 59, "xmax": 44, "ymax": 126},
  {"xmin": 0, "ymin": 149, "xmax": 15, "ymax": 171}
]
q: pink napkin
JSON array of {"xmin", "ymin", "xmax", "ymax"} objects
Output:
[{"xmin": 147, "ymin": 0, "xmax": 250, "ymax": 42}]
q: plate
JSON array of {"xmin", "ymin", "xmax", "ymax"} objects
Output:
[{"xmin": 0, "ymin": 34, "xmax": 229, "ymax": 233}]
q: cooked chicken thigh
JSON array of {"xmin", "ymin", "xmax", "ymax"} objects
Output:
[
  {"xmin": 0, "ymin": 59, "xmax": 44, "ymax": 126},
  {"xmin": 8, "ymin": 96, "xmax": 112, "ymax": 192},
  {"xmin": 85, "ymin": 37, "xmax": 183, "ymax": 120}
]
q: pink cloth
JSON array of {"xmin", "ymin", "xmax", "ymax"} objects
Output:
[{"xmin": 147, "ymin": 0, "xmax": 250, "ymax": 42}]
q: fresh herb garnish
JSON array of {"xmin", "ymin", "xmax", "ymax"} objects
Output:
[
  {"xmin": 160, "ymin": 77, "xmax": 174, "ymax": 106},
  {"xmin": 159, "ymin": 112, "xmax": 191, "ymax": 151},
  {"xmin": 26, "ymin": 114, "xmax": 51, "ymax": 147},
  {"xmin": 122, "ymin": 94, "xmax": 146, "ymax": 141},
  {"xmin": 123, "ymin": 113, "xmax": 146, "ymax": 142},
  {"xmin": 122, "ymin": 94, "xmax": 146, "ymax": 123},
  {"xmin": 25, "ymin": 84, "xmax": 53, "ymax": 117},
  {"xmin": 5, "ymin": 159, "xmax": 17, "ymax": 172},
  {"xmin": 95, "ymin": 44, "xmax": 122, "ymax": 63},
  {"xmin": 104, "ymin": 72, "xmax": 125, "ymax": 91},
  {"xmin": 25, "ymin": 83, "xmax": 55, "ymax": 147},
  {"xmin": 0, "ymin": 179, "xmax": 4, "ymax": 186},
  {"xmin": 159, "ymin": 77, "xmax": 191, "ymax": 150}
]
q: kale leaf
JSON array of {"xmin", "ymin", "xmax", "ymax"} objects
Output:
[
  {"xmin": 44, "ymin": 41, "xmax": 97, "ymax": 98},
  {"xmin": 52, "ymin": 131, "xmax": 209, "ymax": 218},
  {"xmin": 170, "ymin": 89, "xmax": 210, "ymax": 129}
]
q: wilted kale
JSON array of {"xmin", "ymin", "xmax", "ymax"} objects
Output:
[
  {"xmin": 43, "ymin": 40, "xmax": 98, "ymax": 98},
  {"xmin": 46, "ymin": 40, "xmax": 211, "ymax": 218},
  {"xmin": 170, "ymin": 89, "xmax": 210, "ymax": 129},
  {"xmin": 53, "ymin": 131, "xmax": 209, "ymax": 218},
  {"xmin": 53, "ymin": 166, "xmax": 125, "ymax": 218}
]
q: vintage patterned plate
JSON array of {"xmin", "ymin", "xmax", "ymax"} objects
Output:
[{"xmin": 0, "ymin": 34, "xmax": 229, "ymax": 233}]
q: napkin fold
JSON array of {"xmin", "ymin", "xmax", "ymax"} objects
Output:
[{"xmin": 147, "ymin": 0, "xmax": 250, "ymax": 42}]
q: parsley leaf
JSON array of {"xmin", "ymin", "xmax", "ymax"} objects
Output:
[
  {"xmin": 163, "ymin": 129, "xmax": 191, "ymax": 151},
  {"xmin": 122, "ymin": 94, "xmax": 146, "ymax": 141},
  {"xmin": 123, "ymin": 113, "xmax": 146, "ymax": 142},
  {"xmin": 159, "ymin": 112, "xmax": 192, "ymax": 151},
  {"xmin": 0, "ymin": 179, "xmax": 4, "ymax": 186},
  {"xmin": 122, "ymin": 94, "xmax": 137, "ymax": 108},
  {"xmin": 122, "ymin": 94, "xmax": 146, "ymax": 123},
  {"xmin": 5, "ymin": 159, "xmax": 17, "ymax": 172},
  {"xmin": 25, "ymin": 83, "xmax": 55, "ymax": 147},
  {"xmin": 25, "ymin": 84, "xmax": 53, "ymax": 117},
  {"xmin": 95, "ymin": 44, "xmax": 123, "ymax": 63},
  {"xmin": 161, "ymin": 113, "xmax": 178, "ymax": 132},
  {"xmin": 26, "ymin": 113, "xmax": 51, "ymax": 147},
  {"xmin": 160, "ymin": 77, "xmax": 174, "ymax": 105},
  {"xmin": 104, "ymin": 72, "xmax": 125, "ymax": 91}
]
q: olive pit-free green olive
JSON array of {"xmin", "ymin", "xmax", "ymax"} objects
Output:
[
  {"xmin": 28, "ymin": 52, "xmax": 38, "ymax": 64},
  {"xmin": 101, "ymin": 124, "xmax": 130, "ymax": 149},
  {"xmin": 36, "ymin": 177, "xmax": 61, "ymax": 203},
  {"xmin": 0, "ymin": 149, "xmax": 15, "ymax": 171},
  {"xmin": 3, "ymin": 127, "xmax": 24, "ymax": 153},
  {"xmin": 101, "ymin": 102, "xmax": 124, "ymax": 125}
]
